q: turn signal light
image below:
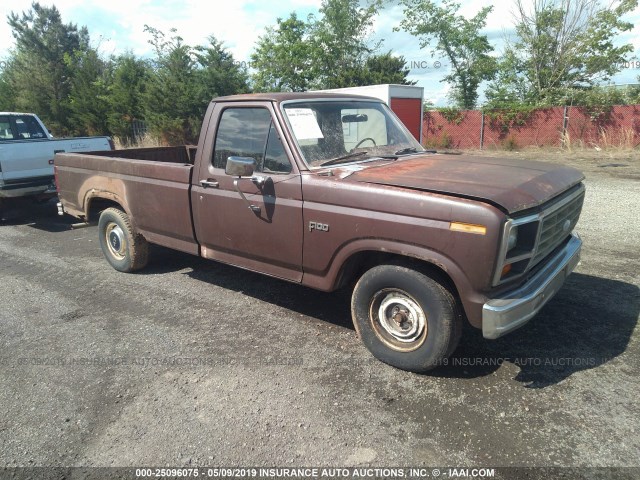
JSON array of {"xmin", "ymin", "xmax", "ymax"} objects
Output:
[
  {"xmin": 449, "ymin": 222, "xmax": 487, "ymax": 235},
  {"xmin": 501, "ymin": 263, "xmax": 512, "ymax": 277}
]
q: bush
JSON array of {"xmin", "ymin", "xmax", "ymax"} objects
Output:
[
  {"xmin": 424, "ymin": 132, "xmax": 453, "ymax": 149},
  {"xmin": 502, "ymin": 135, "xmax": 519, "ymax": 151}
]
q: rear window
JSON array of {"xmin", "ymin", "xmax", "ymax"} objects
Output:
[
  {"xmin": 0, "ymin": 115, "xmax": 47, "ymax": 140},
  {"xmin": 0, "ymin": 116, "xmax": 12, "ymax": 140},
  {"xmin": 14, "ymin": 116, "xmax": 46, "ymax": 139}
]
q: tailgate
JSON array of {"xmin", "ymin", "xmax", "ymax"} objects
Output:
[{"xmin": 0, "ymin": 140, "xmax": 57, "ymax": 182}]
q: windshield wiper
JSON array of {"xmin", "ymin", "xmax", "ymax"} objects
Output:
[
  {"xmin": 319, "ymin": 151, "xmax": 368, "ymax": 167},
  {"xmin": 394, "ymin": 147, "xmax": 419, "ymax": 155}
]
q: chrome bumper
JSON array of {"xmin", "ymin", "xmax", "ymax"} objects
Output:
[{"xmin": 482, "ymin": 234, "xmax": 581, "ymax": 339}]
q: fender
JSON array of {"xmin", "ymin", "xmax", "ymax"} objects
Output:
[
  {"xmin": 81, "ymin": 176, "xmax": 131, "ymax": 222},
  {"xmin": 301, "ymin": 238, "xmax": 486, "ymax": 327}
]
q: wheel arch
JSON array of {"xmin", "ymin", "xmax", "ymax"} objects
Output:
[
  {"xmin": 303, "ymin": 239, "xmax": 480, "ymax": 327},
  {"xmin": 336, "ymin": 249, "xmax": 459, "ymax": 295},
  {"xmin": 84, "ymin": 192, "xmax": 130, "ymax": 223}
]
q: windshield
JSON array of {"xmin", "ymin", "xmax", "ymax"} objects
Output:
[{"xmin": 282, "ymin": 100, "xmax": 424, "ymax": 168}]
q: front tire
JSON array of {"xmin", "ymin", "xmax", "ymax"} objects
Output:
[
  {"xmin": 98, "ymin": 207, "xmax": 148, "ymax": 272},
  {"xmin": 351, "ymin": 264, "xmax": 461, "ymax": 372}
]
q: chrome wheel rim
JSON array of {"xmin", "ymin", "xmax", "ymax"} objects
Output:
[
  {"xmin": 370, "ymin": 289, "xmax": 427, "ymax": 351},
  {"xmin": 105, "ymin": 223, "xmax": 126, "ymax": 260}
]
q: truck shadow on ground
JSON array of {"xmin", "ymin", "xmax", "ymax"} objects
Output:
[
  {"xmin": 145, "ymin": 246, "xmax": 638, "ymax": 388},
  {"xmin": 433, "ymin": 273, "xmax": 639, "ymax": 388},
  {"xmin": 146, "ymin": 244, "xmax": 354, "ymax": 330},
  {"xmin": 0, "ymin": 198, "xmax": 74, "ymax": 232}
]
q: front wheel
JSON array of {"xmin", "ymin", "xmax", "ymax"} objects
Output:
[
  {"xmin": 98, "ymin": 207, "xmax": 148, "ymax": 272},
  {"xmin": 351, "ymin": 264, "xmax": 461, "ymax": 372}
]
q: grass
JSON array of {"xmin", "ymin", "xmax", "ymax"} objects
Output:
[
  {"xmin": 113, "ymin": 132, "xmax": 163, "ymax": 149},
  {"xmin": 562, "ymin": 128, "xmax": 639, "ymax": 152}
]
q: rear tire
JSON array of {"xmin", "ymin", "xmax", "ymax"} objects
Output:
[
  {"xmin": 351, "ymin": 264, "xmax": 461, "ymax": 372},
  {"xmin": 98, "ymin": 207, "xmax": 148, "ymax": 272}
]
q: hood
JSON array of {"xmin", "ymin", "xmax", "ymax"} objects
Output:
[{"xmin": 346, "ymin": 154, "xmax": 585, "ymax": 214}]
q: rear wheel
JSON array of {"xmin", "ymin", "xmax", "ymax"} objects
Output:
[
  {"xmin": 98, "ymin": 207, "xmax": 148, "ymax": 272},
  {"xmin": 351, "ymin": 264, "xmax": 461, "ymax": 372}
]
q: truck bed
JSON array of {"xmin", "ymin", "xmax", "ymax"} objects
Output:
[{"xmin": 55, "ymin": 146, "xmax": 199, "ymax": 255}]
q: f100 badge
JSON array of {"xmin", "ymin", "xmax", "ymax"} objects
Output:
[{"xmin": 309, "ymin": 221, "xmax": 330, "ymax": 232}]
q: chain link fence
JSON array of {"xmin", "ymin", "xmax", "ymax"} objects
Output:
[
  {"xmin": 131, "ymin": 119, "xmax": 148, "ymax": 141},
  {"xmin": 423, "ymin": 105, "xmax": 640, "ymax": 150}
]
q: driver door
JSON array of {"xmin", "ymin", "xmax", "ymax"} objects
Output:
[{"xmin": 191, "ymin": 102, "xmax": 303, "ymax": 282}]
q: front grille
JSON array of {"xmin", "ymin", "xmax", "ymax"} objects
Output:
[{"xmin": 532, "ymin": 190, "xmax": 585, "ymax": 266}]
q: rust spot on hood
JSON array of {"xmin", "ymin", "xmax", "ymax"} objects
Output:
[{"xmin": 347, "ymin": 154, "xmax": 585, "ymax": 214}]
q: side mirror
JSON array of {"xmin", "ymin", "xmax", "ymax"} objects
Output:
[
  {"xmin": 225, "ymin": 156, "xmax": 262, "ymax": 215},
  {"xmin": 225, "ymin": 156, "xmax": 255, "ymax": 177}
]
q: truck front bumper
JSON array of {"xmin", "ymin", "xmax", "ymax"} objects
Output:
[{"xmin": 482, "ymin": 233, "xmax": 581, "ymax": 339}]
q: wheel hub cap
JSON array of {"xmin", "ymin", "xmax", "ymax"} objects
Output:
[
  {"xmin": 105, "ymin": 223, "xmax": 126, "ymax": 259},
  {"xmin": 110, "ymin": 230, "xmax": 122, "ymax": 251},
  {"xmin": 377, "ymin": 293, "xmax": 426, "ymax": 343}
]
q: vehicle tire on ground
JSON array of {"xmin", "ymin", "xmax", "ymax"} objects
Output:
[
  {"xmin": 351, "ymin": 264, "xmax": 462, "ymax": 372},
  {"xmin": 98, "ymin": 207, "xmax": 148, "ymax": 272}
]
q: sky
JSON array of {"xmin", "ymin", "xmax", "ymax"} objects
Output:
[{"xmin": 0, "ymin": 0, "xmax": 639, "ymax": 106}]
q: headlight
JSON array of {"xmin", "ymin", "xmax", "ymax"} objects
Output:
[
  {"xmin": 493, "ymin": 216, "xmax": 540, "ymax": 286},
  {"xmin": 507, "ymin": 226, "xmax": 518, "ymax": 252}
]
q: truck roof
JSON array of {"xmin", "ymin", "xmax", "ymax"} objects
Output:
[{"xmin": 211, "ymin": 92, "xmax": 383, "ymax": 103}]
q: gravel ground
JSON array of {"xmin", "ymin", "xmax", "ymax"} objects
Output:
[{"xmin": 0, "ymin": 155, "xmax": 638, "ymax": 474}]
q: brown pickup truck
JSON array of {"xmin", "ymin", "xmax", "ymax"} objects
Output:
[{"xmin": 55, "ymin": 92, "xmax": 585, "ymax": 372}]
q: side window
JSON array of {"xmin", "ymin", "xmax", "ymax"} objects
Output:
[
  {"xmin": 213, "ymin": 108, "xmax": 271, "ymax": 170},
  {"xmin": 0, "ymin": 116, "xmax": 13, "ymax": 140},
  {"xmin": 15, "ymin": 116, "xmax": 46, "ymax": 139},
  {"xmin": 263, "ymin": 122, "xmax": 292, "ymax": 174}
]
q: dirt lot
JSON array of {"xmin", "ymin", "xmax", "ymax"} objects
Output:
[{"xmin": 0, "ymin": 150, "xmax": 638, "ymax": 475}]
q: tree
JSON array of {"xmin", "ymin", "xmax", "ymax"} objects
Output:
[
  {"xmin": 487, "ymin": 0, "xmax": 637, "ymax": 106},
  {"xmin": 143, "ymin": 26, "xmax": 200, "ymax": 144},
  {"xmin": 361, "ymin": 52, "xmax": 416, "ymax": 85},
  {"xmin": 250, "ymin": 13, "xmax": 313, "ymax": 92},
  {"xmin": 107, "ymin": 53, "xmax": 150, "ymax": 141},
  {"xmin": 194, "ymin": 36, "xmax": 249, "ymax": 103},
  {"xmin": 325, "ymin": 52, "xmax": 416, "ymax": 87},
  {"xmin": 6, "ymin": 2, "xmax": 91, "ymax": 134},
  {"xmin": 0, "ymin": 59, "xmax": 17, "ymax": 112},
  {"xmin": 250, "ymin": 0, "xmax": 414, "ymax": 90},
  {"xmin": 66, "ymin": 47, "xmax": 111, "ymax": 135},
  {"xmin": 483, "ymin": 49, "xmax": 529, "ymax": 108},
  {"xmin": 308, "ymin": 0, "xmax": 383, "ymax": 89},
  {"xmin": 143, "ymin": 27, "xmax": 248, "ymax": 144},
  {"xmin": 398, "ymin": 0, "xmax": 497, "ymax": 109}
]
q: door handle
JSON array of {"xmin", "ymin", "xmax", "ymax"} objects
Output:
[
  {"xmin": 200, "ymin": 179, "xmax": 219, "ymax": 188},
  {"xmin": 251, "ymin": 175, "xmax": 266, "ymax": 187}
]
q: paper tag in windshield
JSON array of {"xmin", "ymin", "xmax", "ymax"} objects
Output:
[{"xmin": 286, "ymin": 108, "xmax": 324, "ymax": 140}]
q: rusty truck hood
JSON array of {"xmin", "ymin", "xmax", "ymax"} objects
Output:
[{"xmin": 347, "ymin": 154, "xmax": 585, "ymax": 214}]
